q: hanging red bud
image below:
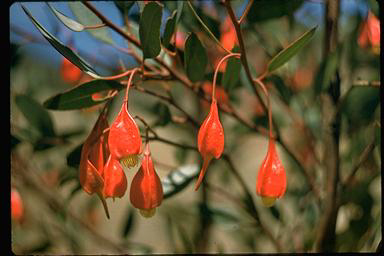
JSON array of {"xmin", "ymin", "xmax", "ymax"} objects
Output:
[
  {"xmin": 256, "ymin": 139, "xmax": 287, "ymax": 207},
  {"xmin": 103, "ymin": 155, "xmax": 128, "ymax": 199},
  {"xmin": 130, "ymin": 143, "xmax": 163, "ymax": 218},
  {"xmin": 108, "ymin": 101, "xmax": 142, "ymax": 168},
  {"xmin": 79, "ymin": 111, "xmax": 110, "ymax": 218},
  {"xmin": 11, "ymin": 188, "xmax": 24, "ymax": 223},
  {"xmin": 195, "ymin": 99, "xmax": 224, "ymax": 191},
  {"xmin": 358, "ymin": 11, "xmax": 380, "ymax": 54}
]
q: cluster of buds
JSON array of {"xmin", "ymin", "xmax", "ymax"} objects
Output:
[{"xmin": 79, "ymin": 70, "xmax": 163, "ymax": 218}]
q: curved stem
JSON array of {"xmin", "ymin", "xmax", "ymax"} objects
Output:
[
  {"xmin": 124, "ymin": 68, "xmax": 140, "ymax": 102},
  {"xmin": 212, "ymin": 53, "xmax": 241, "ymax": 100},
  {"xmin": 254, "ymin": 78, "xmax": 273, "ymax": 139}
]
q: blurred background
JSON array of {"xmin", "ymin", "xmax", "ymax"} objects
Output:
[{"xmin": 10, "ymin": 0, "xmax": 380, "ymax": 253}]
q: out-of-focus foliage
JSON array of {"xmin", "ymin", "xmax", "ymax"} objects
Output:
[{"xmin": 10, "ymin": 0, "xmax": 380, "ymax": 254}]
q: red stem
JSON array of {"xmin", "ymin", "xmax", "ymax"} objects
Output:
[{"xmin": 212, "ymin": 53, "xmax": 241, "ymax": 100}]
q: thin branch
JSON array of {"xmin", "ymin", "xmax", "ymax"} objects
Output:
[
  {"xmin": 238, "ymin": 0, "xmax": 254, "ymax": 24},
  {"xmin": 342, "ymin": 138, "xmax": 376, "ymax": 188},
  {"xmin": 352, "ymin": 80, "xmax": 380, "ymax": 87}
]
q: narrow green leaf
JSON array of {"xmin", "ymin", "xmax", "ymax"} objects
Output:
[
  {"xmin": 15, "ymin": 94, "xmax": 55, "ymax": 137},
  {"xmin": 114, "ymin": 1, "xmax": 136, "ymax": 15},
  {"xmin": 162, "ymin": 10, "xmax": 177, "ymax": 49},
  {"xmin": 139, "ymin": 2, "xmax": 163, "ymax": 59},
  {"xmin": 268, "ymin": 26, "xmax": 317, "ymax": 73},
  {"xmin": 162, "ymin": 164, "xmax": 199, "ymax": 199},
  {"xmin": 43, "ymin": 80, "xmax": 123, "ymax": 110},
  {"xmin": 47, "ymin": 3, "xmax": 84, "ymax": 32},
  {"xmin": 248, "ymin": 0, "xmax": 304, "ymax": 23},
  {"xmin": 68, "ymin": 2, "xmax": 114, "ymax": 45},
  {"xmin": 21, "ymin": 5, "xmax": 99, "ymax": 77},
  {"xmin": 176, "ymin": 1, "xmax": 183, "ymax": 23},
  {"xmin": 184, "ymin": 33, "xmax": 207, "ymax": 82},
  {"xmin": 223, "ymin": 58, "xmax": 241, "ymax": 92}
]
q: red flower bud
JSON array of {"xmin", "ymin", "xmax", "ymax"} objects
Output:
[
  {"xmin": 60, "ymin": 57, "xmax": 83, "ymax": 85},
  {"xmin": 79, "ymin": 111, "xmax": 110, "ymax": 218},
  {"xmin": 130, "ymin": 143, "xmax": 163, "ymax": 218},
  {"xmin": 358, "ymin": 11, "xmax": 380, "ymax": 54},
  {"xmin": 11, "ymin": 188, "xmax": 24, "ymax": 223},
  {"xmin": 108, "ymin": 101, "xmax": 142, "ymax": 168},
  {"xmin": 195, "ymin": 99, "xmax": 224, "ymax": 191},
  {"xmin": 103, "ymin": 155, "xmax": 128, "ymax": 199},
  {"xmin": 256, "ymin": 139, "xmax": 287, "ymax": 207}
]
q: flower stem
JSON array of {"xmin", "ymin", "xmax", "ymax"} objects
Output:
[
  {"xmin": 124, "ymin": 68, "xmax": 140, "ymax": 103},
  {"xmin": 212, "ymin": 53, "xmax": 240, "ymax": 100}
]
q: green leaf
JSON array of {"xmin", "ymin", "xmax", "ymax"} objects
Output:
[
  {"xmin": 162, "ymin": 164, "xmax": 199, "ymax": 199},
  {"xmin": 162, "ymin": 10, "xmax": 177, "ymax": 49},
  {"xmin": 21, "ymin": 5, "xmax": 99, "ymax": 77},
  {"xmin": 223, "ymin": 57, "xmax": 241, "ymax": 92},
  {"xmin": 15, "ymin": 94, "xmax": 56, "ymax": 138},
  {"xmin": 43, "ymin": 80, "xmax": 123, "ymax": 110},
  {"xmin": 67, "ymin": 144, "xmax": 83, "ymax": 168},
  {"xmin": 139, "ymin": 2, "xmax": 163, "ymax": 59},
  {"xmin": 47, "ymin": 3, "xmax": 84, "ymax": 32},
  {"xmin": 68, "ymin": 2, "xmax": 115, "ymax": 45},
  {"xmin": 247, "ymin": 0, "xmax": 304, "ymax": 23},
  {"xmin": 121, "ymin": 207, "xmax": 136, "ymax": 238},
  {"xmin": 152, "ymin": 102, "xmax": 172, "ymax": 127},
  {"xmin": 114, "ymin": 1, "xmax": 136, "ymax": 15},
  {"xmin": 314, "ymin": 49, "xmax": 339, "ymax": 94},
  {"xmin": 184, "ymin": 32, "xmax": 207, "ymax": 82},
  {"xmin": 176, "ymin": 1, "xmax": 183, "ymax": 24},
  {"xmin": 268, "ymin": 26, "xmax": 317, "ymax": 73}
]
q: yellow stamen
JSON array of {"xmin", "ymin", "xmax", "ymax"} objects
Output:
[
  {"xmin": 139, "ymin": 208, "xmax": 156, "ymax": 218},
  {"xmin": 261, "ymin": 196, "xmax": 276, "ymax": 207},
  {"xmin": 120, "ymin": 154, "xmax": 139, "ymax": 168}
]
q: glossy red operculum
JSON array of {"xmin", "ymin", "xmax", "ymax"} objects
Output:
[
  {"xmin": 11, "ymin": 188, "xmax": 24, "ymax": 223},
  {"xmin": 195, "ymin": 99, "xmax": 224, "ymax": 191},
  {"xmin": 108, "ymin": 101, "xmax": 142, "ymax": 168},
  {"xmin": 103, "ymin": 155, "xmax": 128, "ymax": 199},
  {"xmin": 256, "ymin": 139, "xmax": 287, "ymax": 207},
  {"xmin": 130, "ymin": 143, "xmax": 163, "ymax": 218},
  {"xmin": 60, "ymin": 57, "xmax": 83, "ymax": 85}
]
